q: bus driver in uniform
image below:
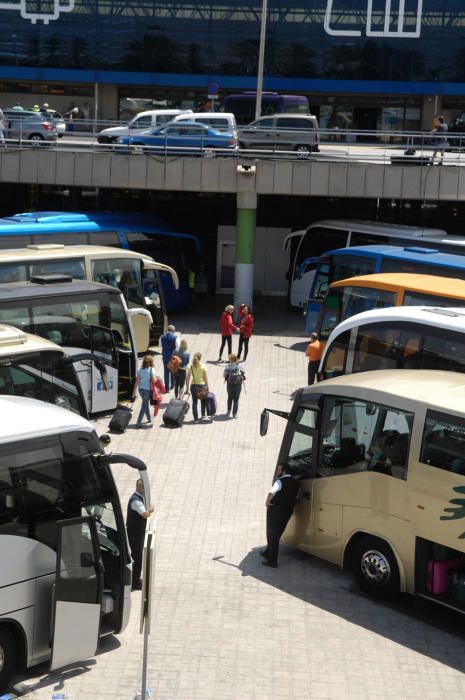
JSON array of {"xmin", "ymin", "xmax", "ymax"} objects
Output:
[
  {"xmin": 261, "ymin": 462, "xmax": 299, "ymax": 568},
  {"xmin": 126, "ymin": 478, "xmax": 154, "ymax": 590}
]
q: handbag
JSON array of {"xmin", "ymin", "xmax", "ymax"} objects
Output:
[{"xmin": 193, "ymin": 385, "xmax": 208, "ymax": 400}]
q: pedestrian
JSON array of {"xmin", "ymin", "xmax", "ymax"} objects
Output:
[
  {"xmin": 432, "ymin": 115, "xmax": 448, "ymax": 165},
  {"xmin": 135, "ymin": 354, "xmax": 156, "ymax": 428},
  {"xmin": 40, "ymin": 102, "xmax": 49, "ymax": 116},
  {"xmin": 223, "ymin": 353, "xmax": 245, "ymax": 418},
  {"xmin": 185, "ymin": 351, "xmax": 209, "ymax": 422},
  {"xmin": 160, "ymin": 324, "xmax": 179, "ymax": 391},
  {"xmin": 237, "ymin": 305, "xmax": 254, "ymax": 361},
  {"xmin": 171, "ymin": 338, "xmax": 190, "ymax": 399},
  {"xmin": 126, "ymin": 478, "xmax": 154, "ymax": 590},
  {"xmin": 218, "ymin": 304, "xmax": 238, "ymax": 362},
  {"xmin": 261, "ymin": 462, "xmax": 300, "ymax": 568},
  {"xmin": 0, "ymin": 108, "xmax": 5, "ymax": 147},
  {"xmin": 305, "ymin": 332, "xmax": 323, "ymax": 385}
]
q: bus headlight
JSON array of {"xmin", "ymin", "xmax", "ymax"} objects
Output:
[{"xmin": 54, "ymin": 394, "xmax": 72, "ymax": 411}]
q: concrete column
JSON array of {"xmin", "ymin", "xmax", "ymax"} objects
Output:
[{"xmin": 234, "ymin": 191, "xmax": 257, "ymax": 310}]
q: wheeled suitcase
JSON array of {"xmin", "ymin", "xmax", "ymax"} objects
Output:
[
  {"xmin": 426, "ymin": 557, "xmax": 465, "ymax": 595},
  {"xmin": 109, "ymin": 404, "xmax": 132, "ymax": 434},
  {"xmin": 163, "ymin": 398, "xmax": 189, "ymax": 427},
  {"xmin": 206, "ymin": 392, "xmax": 217, "ymax": 417}
]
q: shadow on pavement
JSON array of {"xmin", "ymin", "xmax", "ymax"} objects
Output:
[{"xmin": 213, "ymin": 547, "xmax": 465, "ymax": 675}]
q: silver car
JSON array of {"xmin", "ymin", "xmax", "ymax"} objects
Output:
[
  {"xmin": 4, "ymin": 109, "xmax": 58, "ymax": 144},
  {"xmin": 238, "ymin": 113, "xmax": 319, "ymax": 154}
]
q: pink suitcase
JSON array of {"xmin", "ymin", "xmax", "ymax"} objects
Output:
[{"xmin": 426, "ymin": 558, "xmax": 465, "ymax": 595}]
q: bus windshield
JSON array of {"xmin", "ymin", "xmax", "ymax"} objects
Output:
[
  {"xmin": 320, "ymin": 286, "xmax": 396, "ymax": 338},
  {"xmin": 0, "ymin": 431, "xmax": 116, "ymax": 547},
  {"xmin": 0, "ymin": 350, "xmax": 84, "ymax": 415}
]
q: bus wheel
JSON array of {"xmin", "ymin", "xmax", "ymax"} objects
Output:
[
  {"xmin": 0, "ymin": 628, "xmax": 16, "ymax": 691},
  {"xmin": 352, "ymin": 536, "xmax": 400, "ymax": 600}
]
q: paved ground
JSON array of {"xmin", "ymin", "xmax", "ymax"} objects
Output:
[{"xmin": 11, "ymin": 297, "xmax": 465, "ymax": 699}]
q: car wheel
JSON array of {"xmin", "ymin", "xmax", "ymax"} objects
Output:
[
  {"xmin": 352, "ymin": 535, "xmax": 400, "ymax": 600},
  {"xmin": 0, "ymin": 628, "xmax": 17, "ymax": 691},
  {"xmin": 29, "ymin": 134, "xmax": 44, "ymax": 144},
  {"xmin": 294, "ymin": 144, "xmax": 312, "ymax": 154}
]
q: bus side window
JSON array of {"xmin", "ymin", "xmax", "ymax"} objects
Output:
[{"xmin": 421, "ymin": 410, "xmax": 465, "ymax": 474}]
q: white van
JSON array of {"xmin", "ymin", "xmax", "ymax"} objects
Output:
[
  {"xmin": 97, "ymin": 109, "xmax": 193, "ymax": 143},
  {"xmin": 171, "ymin": 112, "xmax": 237, "ymax": 136}
]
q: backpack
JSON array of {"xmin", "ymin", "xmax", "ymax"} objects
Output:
[
  {"xmin": 228, "ymin": 365, "xmax": 245, "ymax": 385},
  {"xmin": 167, "ymin": 354, "xmax": 182, "ymax": 374}
]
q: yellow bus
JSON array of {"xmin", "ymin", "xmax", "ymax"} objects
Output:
[
  {"xmin": 261, "ymin": 370, "xmax": 465, "ymax": 608},
  {"xmin": 317, "ymin": 272, "xmax": 465, "ymax": 342},
  {"xmin": 0, "ymin": 244, "xmax": 179, "ymax": 351}
]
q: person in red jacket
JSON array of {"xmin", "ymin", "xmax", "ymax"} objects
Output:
[
  {"xmin": 237, "ymin": 305, "xmax": 254, "ymax": 361},
  {"xmin": 218, "ymin": 304, "xmax": 238, "ymax": 362}
]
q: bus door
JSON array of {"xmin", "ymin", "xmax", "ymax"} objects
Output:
[
  {"xmin": 50, "ymin": 516, "xmax": 104, "ymax": 671},
  {"xmin": 143, "ymin": 261, "xmax": 179, "ymax": 344},
  {"xmin": 305, "ymin": 261, "xmax": 329, "ymax": 334}
]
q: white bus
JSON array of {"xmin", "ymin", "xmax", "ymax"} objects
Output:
[
  {"xmin": 320, "ymin": 306, "xmax": 465, "ymax": 380},
  {"xmin": 261, "ymin": 370, "xmax": 465, "ymax": 607},
  {"xmin": 0, "ymin": 244, "xmax": 178, "ymax": 351},
  {"xmin": 0, "ymin": 276, "xmax": 138, "ymax": 413},
  {"xmin": 283, "ymin": 219, "xmax": 465, "ymax": 309},
  {"xmin": 0, "ymin": 324, "xmax": 90, "ymax": 416},
  {"xmin": 0, "ymin": 396, "xmax": 150, "ymax": 691}
]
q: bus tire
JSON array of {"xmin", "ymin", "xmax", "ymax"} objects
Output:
[
  {"xmin": 352, "ymin": 535, "xmax": 400, "ymax": 601},
  {"xmin": 0, "ymin": 627, "xmax": 17, "ymax": 692}
]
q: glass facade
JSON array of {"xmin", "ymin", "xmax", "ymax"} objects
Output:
[{"xmin": 0, "ymin": 0, "xmax": 464, "ymax": 84}]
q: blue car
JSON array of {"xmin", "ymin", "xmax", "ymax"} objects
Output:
[{"xmin": 115, "ymin": 121, "xmax": 238, "ymax": 154}]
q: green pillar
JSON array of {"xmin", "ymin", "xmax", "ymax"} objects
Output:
[{"xmin": 235, "ymin": 191, "xmax": 257, "ymax": 309}]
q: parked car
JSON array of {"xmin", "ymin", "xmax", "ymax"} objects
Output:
[
  {"xmin": 48, "ymin": 110, "xmax": 66, "ymax": 136},
  {"xmin": 98, "ymin": 109, "xmax": 193, "ymax": 144},
  {"xmin": 115, "ymin": 122, "xmax": 238, "ymax": 154},
  {"xmin": 3, "ymin": 109, "xmax": 58, "ymax": 143},
  {"xmin": 171, "ymin": 112, "xmax": 237, "ymax": 137},
  {"xmin": 238, "ymin": 113, "xmax": 320, "ymax": 153}
]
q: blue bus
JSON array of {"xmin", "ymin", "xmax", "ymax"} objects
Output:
[
  {"xmin": 305, "ymin": 244, "xmax": 465, "ymax": 333},
  {"xmin": 0, "ymin": 212, "xmax": 200, "ymax": 312}
]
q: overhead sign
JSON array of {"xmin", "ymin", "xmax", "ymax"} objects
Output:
[
  {"xmin": 207, "ymin": 82, "xmax": 220, "ymax": 100},
  {"xmin": 0, "ymin": 0, "xmax": 75, "ymax": 24},
  {"xmin": 324, "ymin": 0, "xmax": 423, "ymax": 38}
]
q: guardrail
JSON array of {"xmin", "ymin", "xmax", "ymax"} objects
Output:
[{"xmin": 2, "ymin": 123, "xmax": 465, "ymax": 165}]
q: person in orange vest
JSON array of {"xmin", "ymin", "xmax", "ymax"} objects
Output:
[{"xmin": 305, "ymin": 332, "xmax": 323, "ymax": 385}]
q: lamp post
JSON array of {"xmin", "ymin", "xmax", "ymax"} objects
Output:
[{"xmin": 255, "ymin": 0, "xmax": 268, "ymax": 121}]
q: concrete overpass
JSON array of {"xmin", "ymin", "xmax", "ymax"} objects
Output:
[
  {"xmin": 2, "ymin": 148, "xmax": 464, "ymax": 201},
  {"xmin": 2, "ymin": 147, "xmax": 464, "ymax": 307}
]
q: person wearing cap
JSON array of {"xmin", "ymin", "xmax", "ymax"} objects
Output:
[
  {"xmin": 40, "ymin": 102, "xmax": 49, "ymax": 115},
  {"xmin": 218, "ymin": 304, "xmax": 238, "ymax": 362},
  {"xmin": 160, "ymin": 324, "xmax": 179, "ymax": 391}
]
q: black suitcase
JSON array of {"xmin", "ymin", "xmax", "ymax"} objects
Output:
[
  {"xmin": 109, "ymin": 405, "xmax": 133, "ymax": 433},
  {"xmin": 163, "ymin": 398, "xmax": 189, "ymax": 427}
]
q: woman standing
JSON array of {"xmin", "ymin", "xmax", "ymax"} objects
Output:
[
  {"xmin": 135, "ymin": 355, "xmax": 155, "ymax": 427},
  {"xmin": 224, "ymin": 353, "xmax": 245, "ymax": 418},
  {"xmin": 172, "ymin": 338, "xmax": 190, "ymax": 399},
  {"xmin": 218, "ymin": 305, "xmax": 238, "ymax": 362},
  {"xmin": 237, "ymin": 305, "xmax": 254, "ymax": 361},
  {"xmin": 186, "ymin": 352, "xmax": 209, "ymax": 422}
]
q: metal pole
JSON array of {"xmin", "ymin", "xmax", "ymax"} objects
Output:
[
  {"xmin": 94, "ymin": 82, "xmax": 99, "ymax": 138},
  {"xmin": 255, "ymin": 0, "xmax": 268, "ymax": 121},
  {"xmin": 141, "ymin": 621, "xmax": 149, "ymax": 700}
]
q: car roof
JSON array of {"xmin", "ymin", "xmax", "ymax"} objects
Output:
[{"xmin": 0, "ymin": 395, "xmax": 92, "ymax": 444}]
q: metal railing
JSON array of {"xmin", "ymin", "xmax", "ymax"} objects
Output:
[{"xmin": 2, "ymin": 121, "xmax": 465, "ymax": 165}]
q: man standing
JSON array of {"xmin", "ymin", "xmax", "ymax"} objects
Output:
[
  {"xmin": 160, "ymin": 324, "xmax": 179, "ymax": 391},
  {"xmin": 432, "ymin": 115, "xmax": 448, "ymax": 165},
  {"xmin": 126, "ymin": 478, "xmax": 154, "ymax": 590},
  {"xmin": 262, "ymin": 463, "xmax": 299, "ymax": 568},
  {"xmin": 305, "ymin": 332, "xmax": 323, "ymax": 385}
]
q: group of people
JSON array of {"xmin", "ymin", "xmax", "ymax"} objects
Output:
[{"xmin": 135, "ymin": 306, "xmax": 251, "ymax": 426}]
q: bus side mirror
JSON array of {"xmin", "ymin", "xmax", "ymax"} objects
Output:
[
  {"xmin": 366, "ymin": 403, "xmax": 377, "ymax": 416},
  {"xmin": 260, "ymin": 409, "xmax": 269, "ymax": 437}
]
